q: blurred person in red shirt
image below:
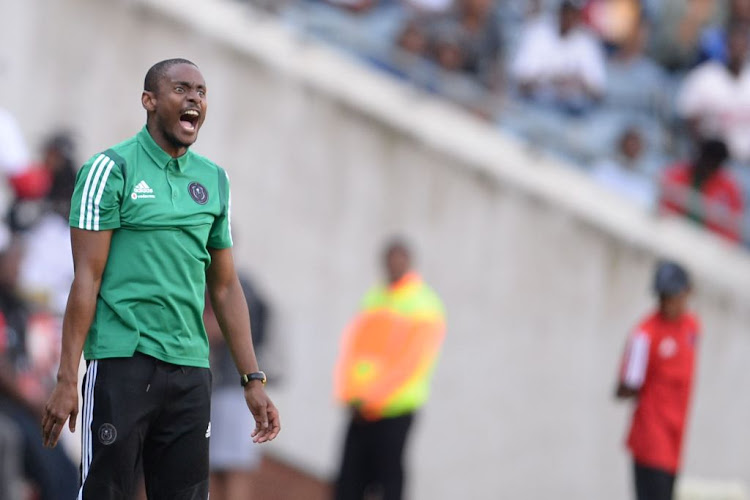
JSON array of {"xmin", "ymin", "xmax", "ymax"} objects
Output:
[
  {"xmin": 616, "ymin": 261, "xmax": 699, "ymax": 500},
  {"xmin": 659, "ymin": 138, "xmax": 743, "ymax": 242}
]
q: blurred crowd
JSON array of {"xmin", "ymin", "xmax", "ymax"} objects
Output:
[
  {"xmin": 257, "ymin": 0, "xmax": 750, "ymax": 245},
  {"xmin": 0, "ymin": 108, "xmax": 78, "ymax": 499}
]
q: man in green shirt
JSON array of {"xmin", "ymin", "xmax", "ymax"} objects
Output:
[{"xmin": 40, "ymin": 58, "xmax": 280, "ymax": 499}]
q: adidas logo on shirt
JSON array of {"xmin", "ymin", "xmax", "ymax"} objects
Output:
[{"xmin": 131, "ymin": 180, "xmax": 156, "ymax": 200}]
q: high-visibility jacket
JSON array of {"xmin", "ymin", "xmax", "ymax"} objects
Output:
[{"xmin": 334, "ymin": 272, "xmax": 445, "ymax": 420}]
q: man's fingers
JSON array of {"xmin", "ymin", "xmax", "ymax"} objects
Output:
[
  {"xmin": 253, "ymin": 405, "xmax": 280, "ymax": 443},
  {"xmin": 42, "ymin": 413, "xmax": 55, "ymax": 447},
  {"xmin": 41, "ymin": 412, "xmax": 49, "ymax": 433},
  {"xmin": 49, "ymin": 422, "xmax": 62, "ymax": 447},
  {"xmin": 69, "ymin": 405, "xmax": 78, "ymax": 433}
]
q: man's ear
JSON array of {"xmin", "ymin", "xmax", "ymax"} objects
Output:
[{"xmin": 141, "ymin": 91, "xmax": 157, "ymax": 112}]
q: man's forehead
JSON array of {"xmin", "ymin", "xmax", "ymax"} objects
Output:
[{"xmin": 163, "ymin": 64, "xmax": 205, "ymax": 86}]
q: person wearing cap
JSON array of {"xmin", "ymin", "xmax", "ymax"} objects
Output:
[{"xmin": 616, "ymin": 261, "xmax": 700, "ymax": 500}]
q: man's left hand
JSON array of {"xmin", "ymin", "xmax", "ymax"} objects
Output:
[{"xmin": 244, "ymin": 383, "xmax": 281, "ymax": 443}]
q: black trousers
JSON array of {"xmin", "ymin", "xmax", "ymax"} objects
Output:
[
  {"xmin": 79, "ymin": 353, "xmax": 211, "ymax": 500},
  {"xmin": 634, "ymin": 461, "xmax": 677, "ymax": 500},
  {"xmin": 334, "ymin": 412, "xmax": 415, "ymax": 500}
]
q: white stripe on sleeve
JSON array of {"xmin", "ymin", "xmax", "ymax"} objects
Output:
[
  {"xmin": 623, "ymin": 332, "xmax": 650, "ymax": 389},
  {"xmin": 226, "ymin": 171, "xmax": 233, "ymax": 245},
  {"xmin": 78, "ymin": 154, "xmax": 106, "ymax": 229},
  {"xmin": 92, "ymin": 159, "xmax": 115, "ymax": 231},
  {"xmin": 85, "ymin": 156, "xmax": 112, "ymax": 230}
]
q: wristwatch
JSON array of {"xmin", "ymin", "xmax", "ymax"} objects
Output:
[{"xmin": 240, "ymin": 371, "xmax": 267, "ymax": 387}]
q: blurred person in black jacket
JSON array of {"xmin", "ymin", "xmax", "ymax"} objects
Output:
[{"xmin": 0, "ymin": 231, "xmax": 78, "ymax": 500}]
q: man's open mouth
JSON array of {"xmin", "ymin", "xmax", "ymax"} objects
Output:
[{"xmin": 179, "ymin": 109, "xmax": 200, "ymax": 132}]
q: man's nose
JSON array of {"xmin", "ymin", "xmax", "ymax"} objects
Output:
[{"xmin": 186, "ymin": 89, "xmax": 200, "ymax": 103}]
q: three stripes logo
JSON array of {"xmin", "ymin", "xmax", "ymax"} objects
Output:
[
  {"xmin": 131, "ymin": 180, "xmax": 155, "ymax": 200},
  {"xmin": 77, "ymin": 154, "xmax": 116, "ymax": 231}
]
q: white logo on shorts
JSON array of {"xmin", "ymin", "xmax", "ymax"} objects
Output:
[{"xmin": 205, "ymin": 422, "xmax": 211, "ymax": 438}]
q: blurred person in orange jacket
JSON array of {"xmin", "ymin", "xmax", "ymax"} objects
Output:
[
  {"xmin": 333, "ymin": 239, "xmax": 445, "ymax": 500},
  {"xmin": 616, "ymin": 261, "xmax": 699, "ymax": 500}
]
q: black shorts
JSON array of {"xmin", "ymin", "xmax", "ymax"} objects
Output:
[
  {"xmin": 79, "ymin": 352, "xmax": 211, "ymax": 500},
  {"xmin": 633, "ymin": 461, "xmax": 676, "ymax": 500}
]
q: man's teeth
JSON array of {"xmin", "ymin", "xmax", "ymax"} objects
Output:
[{"xmin": 184, "ymin": 110, "xmax": 199, "ymax": 117}]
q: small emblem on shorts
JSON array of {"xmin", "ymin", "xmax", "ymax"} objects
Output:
[
  {"xmin": 188, "ymin": 182, "xmax": 208, "ymax": 205},
  {"xmin": 205, "ymin": 422, "xmax": 211, "ymax": 438},
  {"xmin": 98, "ymin": 423, "xmax": 117, "ymax": 445}
]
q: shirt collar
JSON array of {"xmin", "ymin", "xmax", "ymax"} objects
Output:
[
  {"xmin": 137, "ymin": 125, "xmax": 191, "ymax": 171},
  {"xmin": 389, "ymin": 272, "xmax": 421, "ymax": 292}
]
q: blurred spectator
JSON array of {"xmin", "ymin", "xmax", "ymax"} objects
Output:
[
  {"xmin": 397, "ymin": 18, "xmax": 430, "ymax": 57},
  {"xmin": 605, "ymin": 21, "xmax": 668, "ymax": 118},
  {"xmin": 582, "ymin": 0, "xmax": 641, "ymax": 51},
  {"xmin": 0, "ymin": 413, "xmax": 22, "ymax": 499},
  {"xmin": 437, "ymin": 0, "xmax": 502, "ymax": 88},
  {"xmin": 660, "ymin": 139, "xmax": 744, "ymax": 242},
  {"xmin": 648, "ymin": 0, "xmax": 719, "ymax": 72},
  {"xmin": 591, "ymin": 127, "xmax": 657, "ymax": 209},
  {"xmin": 17, "ymin": 133, "xmax": 76, "ymax": 315},
  {"xmin": 324, "ymin": 0, "xmax": 379, "ymax": 14},
  {"xmin": 0, "ymin": 234, "xmax": 78, "ymax": 500},
  {"xmin": 428, "ymin": 21, "xmax": 492, "ymax": 111},
  {"xmin": 403, "ymin": 0, "xmax": 453, "ymax": 15},
  {"xmin": 697, "ymin": 0, "xmax": 750, "ymax": 64},
  {"xmin": 0, "ymin": 109, "xmax": 30, "ymax": 179},
  {"xmin": 207, "ymin": 275, "xmax": 270, "ymax": 500},
  {"xmin": 677, "ymin": 22, "xmax": 750, "ymax": 164},
  {"xmin": 333, "ymin": 239, "xmax": 445, "ymax": 500},
  {"xmin": 511, "ymin": 0, "xmax": 606, "ymax": 114}
]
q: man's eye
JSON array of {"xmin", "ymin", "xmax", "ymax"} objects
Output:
[
  {"xmin": 175, "ymin": 87, "xmax": 184, "ymax": 93},
  {"xmin": 198, "ymin": 90, "xmax": 206, "ymax": 97}
]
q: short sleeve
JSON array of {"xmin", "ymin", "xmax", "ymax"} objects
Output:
[
  {"xmin": 207, "ymin": 169, "xmax": 233, "ymax": 249},
  {"xmin": 69, "ymin": 152, "xmax": 124, "ymax": 231},
  {"xmin": 676, "ymin": 67, "xmax": 710, "ymax": 118},
  {"xmin": 620, "ymin": 329, "xmax": 651, "ymax": 390},
  {"xmin": 581, "ymin": 38, "xmax": 607, "ymax": 92}
]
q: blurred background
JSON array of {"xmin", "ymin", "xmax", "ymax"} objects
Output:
[{"xmin": 1, "ymin": 0, "xmax": 750, "ymax": 498}]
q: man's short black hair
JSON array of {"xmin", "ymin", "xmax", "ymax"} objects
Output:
[{"xmin": 144, "ymin": 58, "xmax": 198, "ymax": 93}]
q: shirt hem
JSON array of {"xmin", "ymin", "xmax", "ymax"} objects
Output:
[{"xmin": 135, "ymin": 346, "xmax": 210, "ymax": 368}]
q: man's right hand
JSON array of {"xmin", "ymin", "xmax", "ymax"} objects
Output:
[{"xmin": 41, "ymin": 380, "xmax": 79, "ymax": 448}]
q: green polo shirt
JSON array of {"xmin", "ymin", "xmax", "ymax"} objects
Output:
[{"xmin": 69, "ymin": 126, "xmax": 232, "ymax": 367}]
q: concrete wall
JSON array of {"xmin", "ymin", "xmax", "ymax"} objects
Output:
[{"xmin": 3, "ymin": 0, "xmax": 750, "ymax": 498}]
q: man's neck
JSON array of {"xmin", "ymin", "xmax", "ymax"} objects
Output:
[{"xmin": 146, "ymin": 123, "xmax": 188, "ymax": 158}]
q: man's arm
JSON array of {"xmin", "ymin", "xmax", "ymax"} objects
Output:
[
  {"xmin": 207, "ymin": 247, "xmax": 280, "ymax": 443},
  {"xmin": 42, "ymin": 229, "xmax": 112, "ymax": 447},
  {"xmin": 614, "ymin": 331, "xmax": 650, "ymax": 401}
]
